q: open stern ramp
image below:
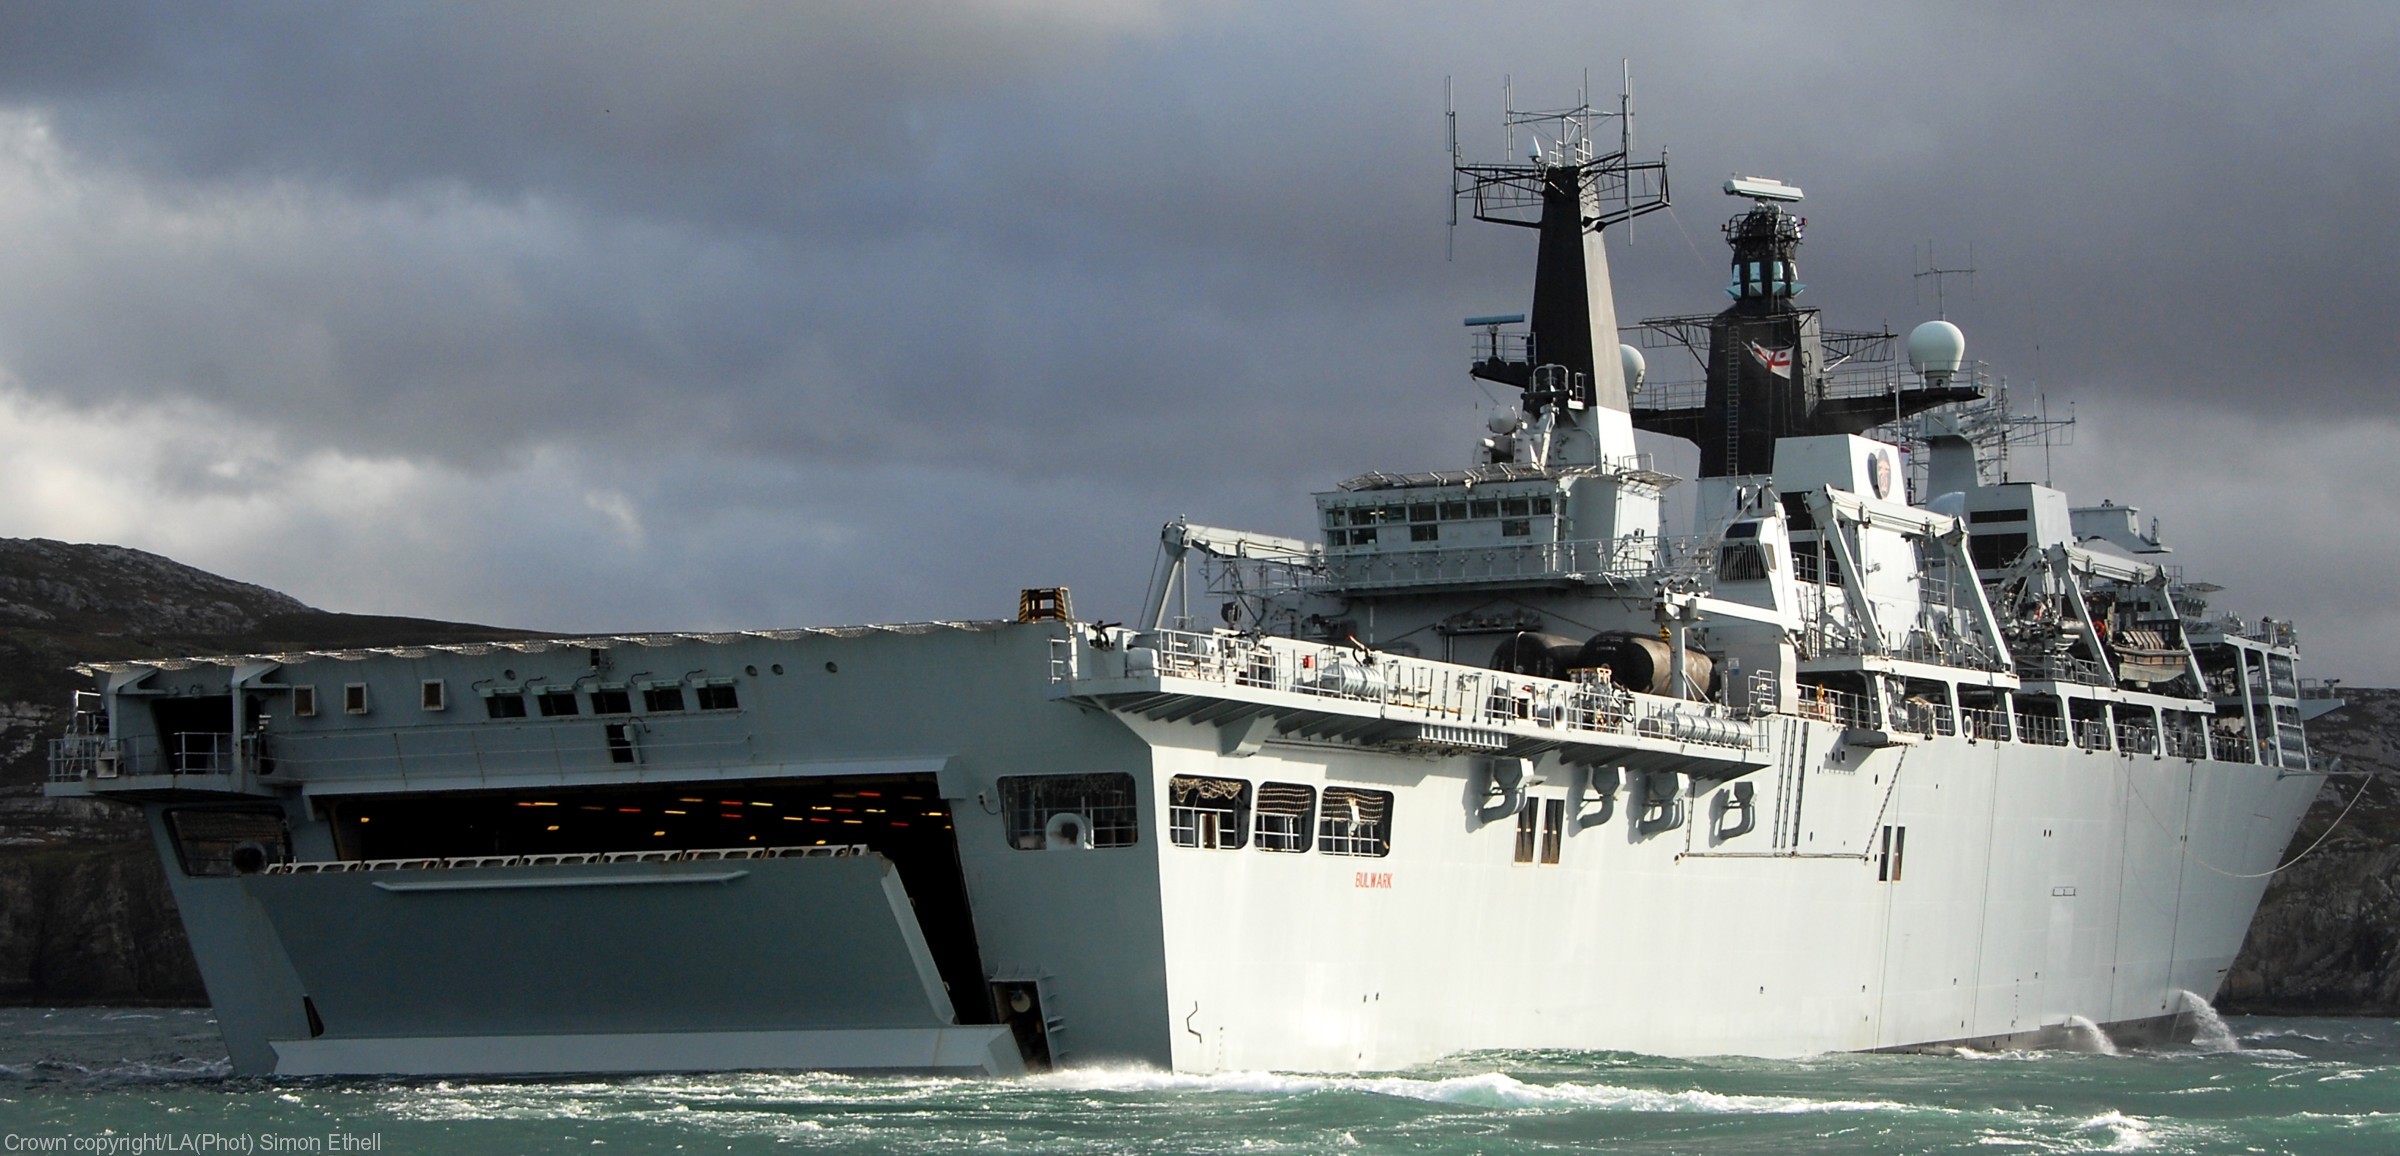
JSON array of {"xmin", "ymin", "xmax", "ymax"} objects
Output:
[
  {"xmin": 1052, "ymin": 628, "xmax": 1766, "ymax": 774},
  {"xmin": 241, "ymin": 850, "xmax": 1022, "ymax": 1077}
]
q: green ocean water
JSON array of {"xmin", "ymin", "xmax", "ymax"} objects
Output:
[{"xmin": 2, "ymin": 1007, "xmax": 2395, "ymax": 1154}]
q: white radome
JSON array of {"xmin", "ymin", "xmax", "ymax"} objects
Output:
[
  {"xmin": 1907, "ymin": 319, "xmax": 1966, "ymax": 377},
  {"xmin": 1619, "ymin": 343, "xmax": 1647, "ymax": 395}
]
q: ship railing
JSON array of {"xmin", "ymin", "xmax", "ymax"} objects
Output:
[
  {"xmin": 262, "ymin": 844, "xmax": 872, "ymax": 875},
  {"xmin": 1790, "ymin": 683, "xmax": 1876, "ymax": 729},
  {"xmin": 1307, "ymin": 535, "xmax": 1710, "ymax": 593},
  {"xmin": 2073, "ymin": 719, "xmax": 2112, "ymax": 752},
  {"xmin": 2209, "ymin": 730, "xmax": 2255, "ymax": 764},
  {"xmin": 2162, "ymin": 722, "xmax": 2209, "ymax": 760},
  {"xmin": 2114, "ymin": 720, "xmax": 2160, "ymax": 756},
  {"xmin": 1128, "ymin": 629, "xmax": 1758, "ymax": 751},
  {"xmin": 47, "ymin": 735, "xmax": 118, "ymax": 782},
  {"xmin": 2015, "ymin": 653, "xmax": 2112, "ymax": 687},
  {"xmin": 2014, "ymin": 711, "xmax": 2068, "ymax": 748},
  {"xmin": 1961, "ymin": 706, "xmax": 2012, "ymax": 742},
  {"xmin": 1890, "ymin": 694, "xmax": 1957, "ymax": 738},
  {"xmin": 49, "ymin": 732, "xmax": 236, "ymax": 781}
]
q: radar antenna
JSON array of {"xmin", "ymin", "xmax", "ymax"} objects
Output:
[{"xmin": 1913, "ymin": 243, "xmax": 1976, "ymax": 320}]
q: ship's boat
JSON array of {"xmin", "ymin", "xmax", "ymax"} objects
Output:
[{"xmin": 46, "ymin": 86, "xmax": 2330, "ymax": 1078}]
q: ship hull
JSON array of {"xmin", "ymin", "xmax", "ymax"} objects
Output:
[{"xmin": 93, "ymin": 623, "xmax": 2316, "ymax": 1076}]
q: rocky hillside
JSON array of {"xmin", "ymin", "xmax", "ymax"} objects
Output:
[
  {"xmin": 2222, "ymin": 687, "xmax": 2400, "ymax": 1013},
  {"xmin": 0, "ymin": 538, "xmax": 536, "ymax": 1004}
]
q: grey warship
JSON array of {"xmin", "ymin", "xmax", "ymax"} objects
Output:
[{"xmin": 46, "ymin": 92, "xmax": 2325, "ymax": 1077}]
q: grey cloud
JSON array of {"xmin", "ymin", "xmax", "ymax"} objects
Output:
[{"xmin": 0, "ymin": 1, "xmax": 2390, "ymax": 681}]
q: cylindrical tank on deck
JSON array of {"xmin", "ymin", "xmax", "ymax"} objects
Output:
[
  {"xmin": 1303, "ymin": 655, "xmax": 1383, "ymax": 697},
  {"xmin": 1488, "ymin": 632, "xmax": 1586, "ymax": 681},
  {"xmin": 1574, "ymin": 631, "xmax": 1717, "ymax": 698}
]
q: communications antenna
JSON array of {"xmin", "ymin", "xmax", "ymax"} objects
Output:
[{"xmin": 1914, "ymin": 243, "xmax": 1976, "ymax": 320}]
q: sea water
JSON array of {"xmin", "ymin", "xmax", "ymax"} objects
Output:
[{"xmin": 3, "ymin": 1007, "xmax": 2397, "ymax": 1154}]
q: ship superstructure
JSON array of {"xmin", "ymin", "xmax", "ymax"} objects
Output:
[{"xmin": 47, "ymin": 88, "xmax": 2326, "ymax": 1077}]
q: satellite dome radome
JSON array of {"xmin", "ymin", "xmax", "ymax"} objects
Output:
[
  {"xmin": 1907, "ymin": 319, "xmax": 1966, "ymax": 383},
  {"xmin": 1619, "ymin": 343, "xmax": 1647, "ymax": 396}
]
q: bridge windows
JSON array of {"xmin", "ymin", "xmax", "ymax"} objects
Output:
[
  {"xmin": 537, "ymin": 689, "xmax": 581, "ymax": 717},
  {"xmin": 483, "ymin": 692, "xmax": 528, "ymax": 719}
]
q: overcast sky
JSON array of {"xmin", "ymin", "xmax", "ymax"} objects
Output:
[{"xmin": 0, "ymin": 2, "xmax": 2392, "ymax": 684}]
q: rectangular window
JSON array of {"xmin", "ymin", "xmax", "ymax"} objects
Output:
[
  {"xmin": 483, "ymin": 693, "xmax": 528, "ymax": 719},
  {"xmin": 1531, "ymin": 496, "xmax": 1553, "ymax": 515},
  {"xmin": 1410, "ymin": 524, "xmax": 1439, "ymax": 543},
  {"xmin": 420, "ymin": 680, "xmax": 447, "ymax": 711},
  {"xmin": 1408, "ymin": 503, "xmax": 1436, "ymax": 523},
  {"xmin": 1349, "ymin": 507, "xmax": 1382, "ymax": 526},
  {"xmin": 1501, "ymin": 520, "xmax": 1531, "ymax": 537},
  {"xmin": 604, "ymin": 722, "xmax": 638, "ymax": 765},
  {"xmin": 1254, "ymin": 782, "xmax": 1315, "ymax": 852},
  {"xmin": 1792, "ymin": 542, "xmax": 1822, "ymax": 584},
  {"xmin": 1438, "ymin": 501, "xmax": 1467, "ymax": 520},
  {"xmin": 1320, "ymin": 787, "xmax": 1391, "ymax": 857},
  {"xmin": 1513, "ymin": 797, "xmax": 1537, "ymax": 863},
  {"xmin": 1325, "ymin": 509, "xmax": 1347, "ymax": 529},
  {"xmin": 1540, "ymin": 798, "xmax": 1564, "ymax": 865},
  {"xmin": 1470, "ymin": 499, "xmax": 1499, "ymax": 519},
  {"xmin": 2013, "ymin": 695, "xmax": 2066, "ymax": 746},
  {"xmin": 1326, "ymin": 529, "xmax": 1348, "ymax": 547},
  {"xmin": 1501, "ymin": 498, "xmax": 1531, "ymax": 517},
  {"xmin": 590, "ymin": 687, "xmax": 632, "ymax": 714},
  {"xmin": 1969, "ymin": 532, "xmax": 2030, "ymax": 570},
  {"xmin": 292, "ymin": 686, "xmax": 317, "ymax": 718},
  {"xmin": 536, "ymin": 690, "xmax": 580, "ymax": 717},
  {"xmin": 999, "ymin": 773, "xmax": 1140, "ymax": 850},
  {"xmin": 696, "ymin": 683, "xmax": 740, "ymax": 711},
  {"xmin": 1968, "ymin": 508, "xmax": 2029, "ymax": 524},
  {"xmin": 1167, "ymin": 775, "xmax": 1250, "ymax": 850},
  {"xmin": 1717, "ymin": 542, "xmax": 1772, "ymax": 581},
  {"xmin": 643, "ymin": 686, "xmax": 686, "ymax": 713},
  {"xmin": 343, "ymin": 683, "xmax": 369, "ymax": 715}
]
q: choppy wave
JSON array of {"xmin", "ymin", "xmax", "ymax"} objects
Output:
[
  {"xmin": 9, "ymin": 1009, "xmax": 2400, "ymax": 1154},
  {"xmin": 1028, "ymin": 1066, "xmax": 1924, "ymax": 1114}
]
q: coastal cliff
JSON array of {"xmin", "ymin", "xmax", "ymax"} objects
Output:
[
  {"xmin": 0, "ymin": 538, "xmax": 532, "ymax": 1003},
  {"xmin": 2220, "ymin": 687, "xmax": 2400, "ymax": 1014}
]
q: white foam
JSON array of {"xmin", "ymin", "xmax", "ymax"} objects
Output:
[
  {"xmin": 2064, "ymin": 1015, "xmax": 2120, "ymax": 1056},
  {"xmin": 2075, "ymin": 1110, "xmax": 2153, "ymax": 1150},
  {"xmin": 2174, "ymin": 990, "xmax": 2240, "ymax": 1053},
  {"xmin": 1026, "ymin": 1067, "xmax": 1917, "ymax": 1115}
]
